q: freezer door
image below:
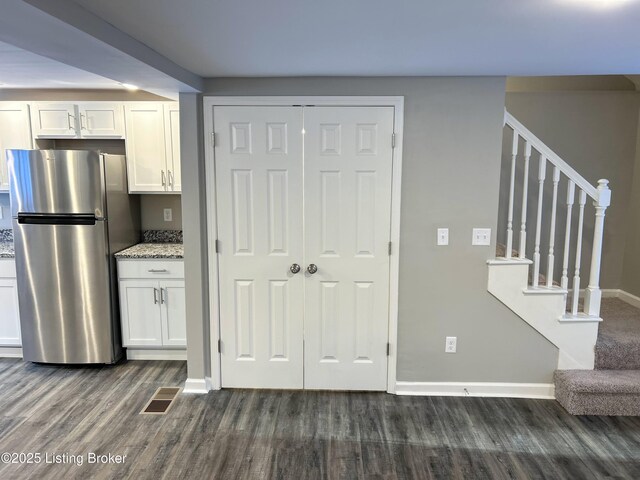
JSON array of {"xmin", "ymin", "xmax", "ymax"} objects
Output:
[
  {"xmin": 13, "ymin": 219, "xmax": 120, "ymax": 364},
  {"xmin": 7, "ymin": 149, "xmax": 105, "ymax": 218}
]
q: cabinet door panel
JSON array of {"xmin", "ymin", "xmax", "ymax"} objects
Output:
[
  {"xmin": 160, "ymin": 280, "xmax": 186, "ymax": 346},
  {"xmin": 79, "ymin": 103, "xmax": 124, "ymax": 138},
  {"xmin": 124, "ymin": 103, "xmax": 167, "ymax": 193},
  {"xmin": 119, "ymin": 280, "xmax": 163, "ymax": 347},
  {"xmin": 164, "ymin": 103, "xmax": 181, "ymax": 192},
  {"xmin": 31, "ymin": 103, "xmax": 78, "ymax": 138},
  {"xmin": 0, "ymin": 279, "xmax": 21, "ymax": 346},
  {"xmin": 0, "ymin": 103, "xmax": 32, "ymax": 191}
]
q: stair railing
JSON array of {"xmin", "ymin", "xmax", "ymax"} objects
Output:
[{"xmin": 503, "ymin": 110, "xmax": 611, "ymax": 319}]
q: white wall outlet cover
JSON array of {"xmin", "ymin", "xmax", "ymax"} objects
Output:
[
  {"xmin": 437, "ymin": 228, "xmax": 449, "ymax": 246},
  {"xmin": 472, "ymin": 228, "xmax": 491, "ymax": 246},
  {"xmin": 445, "ymin": 336, "xmax": 457, "ymax": 353},
  {"xmin": 163, "ymin": 208, "xmax": 173, "ymax": 222}
]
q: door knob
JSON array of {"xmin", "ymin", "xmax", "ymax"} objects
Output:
[
  {"xmin": 290, "ymin": 263, "xmax": 301, "ymax": 274},
  {"xmin": 307, "ymin": 264, "xmax": 318, "ymax": 274}
]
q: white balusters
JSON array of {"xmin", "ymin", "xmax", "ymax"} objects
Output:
[
  {"xmin": 506, "ymin": 132, "xmax": 519, "ymax": 259},
  {"xmin": 571, "ymin": 190, "xmax": 587, "ymax": 315},
  {"xmin": 561, "ymin": 180, "xmax": 575, "ymax": 290},
  {"xmin": 503, "ymin": 112, "xmax": 612, "ymax": 320},
  {"xmin": 546, "ymin": 167, "xmax": 560, "ymax": 287},
  {"xmin": 519, "ymin": 141, "xmax": 532, "ymax": 258},
  {"xmin": 584, "ymin": 180, "xmax": 612, "ymax": 316},
  {"xmin": 532, "ymin": 156, "xmax": 546, "ymax": 287}
]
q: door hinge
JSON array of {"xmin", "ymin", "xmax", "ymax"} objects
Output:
[
  {"xmin": 386, "ymin": 342, "xmax": 390, "ymax": 356},
  {"xmin": 388, "ymin": 241, "xmax": 392, "ymax": 256},
  {"xmin": 215, "ymin": 239, "xmax": 220, "ymax": 253},
  {"xmin": 211, "ymin": 132, "xmax": 216, "ymax": 147},
  {"xmin": 217, "ymin": 339, "xmax": 222, "ymax": 353},
  {"xmin": 392, "ymin": 133, "xmax": 396, "ymax": 149}
]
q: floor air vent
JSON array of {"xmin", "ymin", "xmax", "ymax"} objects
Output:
[{"xmin": 140, "ymin": 387, "xmax": 181, "ymax": 415}]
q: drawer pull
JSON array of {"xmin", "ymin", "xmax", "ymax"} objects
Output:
[{"xmin": 148, "ymin": 269, "xmax": 169, "ymax": 273}]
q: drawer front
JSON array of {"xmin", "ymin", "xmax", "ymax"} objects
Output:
[
  {"xmin": 0, "ymin": 260, "xmax": 16, "ymax": 278},
  {"xmin": 117, "ymin": 260, "xmax": 184, "ymax": 279}
]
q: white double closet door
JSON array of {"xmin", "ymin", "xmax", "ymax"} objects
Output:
[{"xmin": 214, "ymin": 105, "xmax": 394, "ymax": 390}]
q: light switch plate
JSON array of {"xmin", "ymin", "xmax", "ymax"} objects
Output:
[
  {"xmin": 437, "ymin": 228, "xmax": 449, "ymax": 246},
  {"xmin": 472, "ymin": 228, "xmax": 491, "ymax": 246},
  {"xmin": 163, "ymin": 208, "xmax": 173, "ymax": 222}
]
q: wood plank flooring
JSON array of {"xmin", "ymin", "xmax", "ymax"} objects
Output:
[{"xmin": 0, "ymin": 359, "xmax": 639, "ymax": 479}]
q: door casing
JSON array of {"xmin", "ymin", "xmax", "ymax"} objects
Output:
[{"xmin": 203, "ymin": 96, "xmax": 405, "ymax": 393}]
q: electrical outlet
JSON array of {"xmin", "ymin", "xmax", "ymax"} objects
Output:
[
  {"xmin": 163, "ymin": 208, "xmax": 173, "ymax": 222},
  {"xmin": 437, "ymin": 228, "xmax": 449, "ymax": 246},
  {"xmin": 445, "ymin": 336, "xmax": 457, "ymax": 353},
  {"xmin": 472, "ymin": 228, "xmax": 491, "ymax": 246}
]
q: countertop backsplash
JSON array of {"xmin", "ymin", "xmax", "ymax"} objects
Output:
[
  {"xmin": 142, "ymin": 230, "xmax": 183, "ymax": 244},
  {"xmin": 0, "ymin": 229, "xmax": 13, "ymax": 243}
]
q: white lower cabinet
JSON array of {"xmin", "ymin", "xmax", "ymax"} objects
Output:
[
  {"xmin": 0, "ymin": 260, "xmax": 21, "ymax": 347},
  {"xmin": 118, "ymin": 260, "xmax": 186, "ymax": 351}
]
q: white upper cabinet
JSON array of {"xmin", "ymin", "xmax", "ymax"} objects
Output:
[
  {"xmin": 78, "ymin": 103, "xmax": 125, "ymax": 138},
  {"xmin": 30, "ymin": 103, "xmax": 77, "ymax": 138},
  {"xmin": 124, "ymin": 102, "xmax": 180, "ymax": 194},
  {"xmin": 0, "ymin": 103, "xmax": 32, "ymax": 191},
  {"xmin": 31, "ymin": 102, "xmax": 125, "ymax": 139},
  {"xmin": 164, "ymin": 103, "xmax": 181, "ymax": 192}
]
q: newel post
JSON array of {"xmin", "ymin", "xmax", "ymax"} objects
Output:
[{"xmin": 584, "ymin": 179, "xmax": 611, "ymax": 317}]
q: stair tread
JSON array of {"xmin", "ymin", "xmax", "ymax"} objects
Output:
[{"xmin": 555, "ymin": 369, "xmax": 640, "ymax": 394}]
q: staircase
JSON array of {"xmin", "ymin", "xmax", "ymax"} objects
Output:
[{"xmin": 487, "ymin": 111, "xmax": 640, "ymax": 415}]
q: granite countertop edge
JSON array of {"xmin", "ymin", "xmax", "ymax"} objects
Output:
[{"xmin": 115, "ymin": 242, "xmax": 184, "ymax": 260}]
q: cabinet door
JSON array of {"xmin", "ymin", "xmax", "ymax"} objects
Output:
[
  {"xmin": 30, "ymin": 103, "xmax": 78, "ymax": 138},
  {"xmin": 0, "ymin": 103, "xmax": 32, "ymax": 191},
  {"xmin": 164, "ymin": 103, "xmax": 181, "ymax": 192},
  {"xmin": 160, "ymin": 280, "xmax": 186, "ymax": 346},
  {"xmin": 0, "ymin": 279, "xmax": 21, "ymax": 346},
  {"xmin": 124, "ymin": 103, "xmax": 167, "ymax": 193},
  {"xmin": 78, "ymin": 103, "xmax": 125, "ymax": 138},
  {"xmin": 119, "ymin": 280, "xmax": 163, "ymax": 347}
]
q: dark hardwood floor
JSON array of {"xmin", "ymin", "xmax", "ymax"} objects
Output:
[{"xmin": 0, "ymin": 359, "xmax": 639, "ymax": 479}]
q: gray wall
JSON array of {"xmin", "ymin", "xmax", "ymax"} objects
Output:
[
  {"xmin": 140, "ymin": 195, "xmax": 182, "ymax": 230},
  {"xmin": 622, "ymin": 110, "xmax": 640, "ymax": 297},
  {"xmin": 503, "ymin": 92, "xmax": 640, "ymax": 290},
  {"xmin": 182, "ymin": 77, "xmax": 558, "ymax": 384}
]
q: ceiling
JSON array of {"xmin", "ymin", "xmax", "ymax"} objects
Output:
[
  {"xmin": 0, "ymin": 40, "xmax": 125, "ymax": 89},
  {"xmin": 70, "ymin": 0, "xmax": 640, "ymax": 77}
]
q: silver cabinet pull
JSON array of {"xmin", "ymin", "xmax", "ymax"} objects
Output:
[
  {"xmin": 148, "ymin": 269, "xmax": 169, "ymax": 273},
  {"xmin": 290, "ymin": 263, "xmax": 301, "ymax": 274},
  {"xmin": 161, "ymin": 170, "xmax": 166, "ymax": 187},
  {"xmin": 80, "ymin": 113, "xmax": 87, "ymax": 130},
  {"xmin": 307, "ymin": 264, "xmax": 318, "ymax": 274},
  {"xmin": 160, "ymin": 288, "xmax": 166, "ymax": 304},
  {"xmin": 67, "ymin": 113, "xmax": 75, "ymax": 130},
  {"xmin": 153, "ymin": 288, "xmax": 159, "ymax": 304},
  {"xmin": 168, "ymin": 170, "xmax": 174, "ymax": 188}
]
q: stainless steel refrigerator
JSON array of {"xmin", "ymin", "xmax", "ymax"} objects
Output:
[{"xmin": 7, "ymin": 150, "xmax": 140, "ymax": 364}]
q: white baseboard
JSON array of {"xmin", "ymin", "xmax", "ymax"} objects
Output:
[
  {"xmin": 183, "ymin": 377, "xmax": 213, "ymax": 394},
  {"xmin": 0, "ymin": 347, "xmax": 22, "ymax": 358},
  {"xmin": 126, "ymin": 349, "xmax": 187, "ymax": 360},
  {"xmin": 615, "ymin": 290, "xmax": 640, "ymax": 309},
  {"xmin": 395, "ymin": 381, "xmax": 555, "ymax": 399}
]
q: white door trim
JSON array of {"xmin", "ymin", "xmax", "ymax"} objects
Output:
[{"xmin": 203, "ymin": 96, "xmax": 404, "ymax": 393}]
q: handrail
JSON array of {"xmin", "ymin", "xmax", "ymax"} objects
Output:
[{"xmin": 504, "ymin": 110, "xmax": 598, "ymax": 200}]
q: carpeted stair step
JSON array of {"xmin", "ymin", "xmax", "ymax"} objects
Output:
[
  {"xmin": 595, "ymin": 299, "xmax": 640, "ymax": 370},
  {"xmin": 554, "ymin": 369, "xmax": 640, "ymax": 416}
]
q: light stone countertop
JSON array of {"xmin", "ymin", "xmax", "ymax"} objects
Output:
[
  {"xmin": 115, "ymin": 243, "xmax": 184, "ymax": 259},
  {"xmin": 0, "ymin": 242, "xmax": 15, "ymax": 259}
]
